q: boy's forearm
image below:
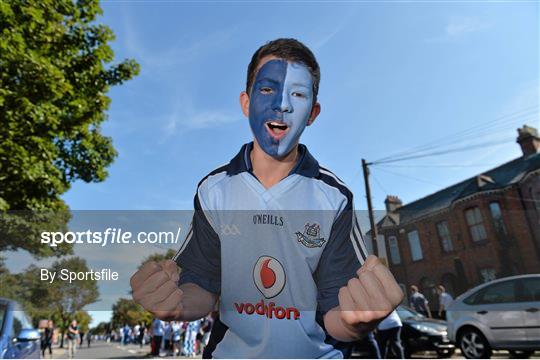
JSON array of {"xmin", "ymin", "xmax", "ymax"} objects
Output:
[
  {"xmin": 323, "ymin": 306, "xmax": 375, "ymax": 342},
  {"xmin": 177, "ymin": 282, "xmax": 218, "ymax": 321}
]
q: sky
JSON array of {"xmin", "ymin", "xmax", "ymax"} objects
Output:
[{"xmin": 6, "ymin": 1, "xmax": 539, "ymax": 327}]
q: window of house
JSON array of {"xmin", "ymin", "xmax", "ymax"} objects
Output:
[
  {"xmin": 388, "ymin": 236, "xmax": 401, "ymax": 264},
  {"xmin": 407, "ymin": 230, "xmax": 423, "ymax": 261},
  {"xmin": 436, "ymin": 220, "xmax": 454, "ymax": 252},
  {"xmin": 489, "ymin": 202, "xmax": 507, "ymax": 235},
  {"xmin": 465, "ymin": 207, "xmax": 487, "ymax": 242},
  {"xmin": 531, "ymin": 188, "xmax": 540, "ymax": 222},
  {"xmin": 479, "ymin": 268, "xmax": 497, "ymax": 283}
]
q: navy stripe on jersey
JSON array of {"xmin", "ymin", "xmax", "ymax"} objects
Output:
[
  {"xmin": 174, "ymin": 183, "xmax": 222, "ymax": 291},
  {"xmin": 173, "ymin": 164, "xmax": 228, "ymax": 263},
  {"xmin": 197, "ymin": 163, "xmax": 229, "ymax": 188},
  {"xmin": 317, "ymin": 167, "xmax": 367, "ymax": 263}
]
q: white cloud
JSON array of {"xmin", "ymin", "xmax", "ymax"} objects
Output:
[
  {"xmin": 120, "ymin": 9, "xmax": 238, "ymax": 73},
  {"xmin": 311, "ymin": 9, "xmax": 357, "ymax": 50},
  {"xmin": 426, "ymin": 17, "xmax": 493, "ymax": 43},
  {"xmin": 166, "ymin": 109, "xmax": 240, "ymax": 133},
  {"xmin": 445, "ymin": 18, "xmax": 492, "ymax": 37}
]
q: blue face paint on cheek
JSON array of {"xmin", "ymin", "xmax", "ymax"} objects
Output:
[
  {"xmin": 248, "ymin": 60, "xmax": 314, "ymax": 158},
  {"xmin": 248, "ymin": 60, "xmax": 287, "ymax": 157},
  {"xmin": 277, "ymin": 63, "xmax": 314, "ymax": 156}
]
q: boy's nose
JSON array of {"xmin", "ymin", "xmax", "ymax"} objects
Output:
[{"xmin": 278, "ymin": 94, "xmax": 292, "ymax": 113}]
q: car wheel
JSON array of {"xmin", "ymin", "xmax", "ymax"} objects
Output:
[
  {"xmin": 459, "ymin": 328, "xmax": 492, "ymax": 359},
  {"xmin": 509, "ymin": 350, "xmax": 534, "ymax": 358}
]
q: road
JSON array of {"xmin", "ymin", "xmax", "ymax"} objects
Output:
[
  {"xmin": 46, "ymin": 341, "xmax": 201, "ymax": 359},
  {"xmin": 43, "ymin": 341, "xmax": 539, "ymax": 359}
]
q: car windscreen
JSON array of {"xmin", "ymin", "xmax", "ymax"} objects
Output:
[{"xmin": 397, "ymin": 306, "xmax": 424, "ymax": 320}]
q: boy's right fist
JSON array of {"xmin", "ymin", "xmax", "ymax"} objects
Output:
[{"xmin": 130, "ymin": 259, "xmax": 183, "ymax": 321}]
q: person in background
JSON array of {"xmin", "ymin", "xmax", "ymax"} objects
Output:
[
  {"xmin": 151, "ymin": 318, "xmax": 164, "ymax": 356},
  {"xmin": 138, "ymin": 322, "xmax": 146, "ymax": 348},
  {"xmin": 164, "ymin": 321, "xmax": 172, "ymax": 355},
  {"xmin": 183, "ymin": 319, "xmax": 201, "ymax": 357},
  {"xmin": 199, "ymin": 314, "xmax": 214, "ymax": 355},
  {"xmin": 122, "ymin": 324, "xmax": 130, "ymax": 345},
  {"xmin": 365, "ymin": 331, "xmax": 382, "ymax": 359},
  {"xmin": 133, "ymin": 323, "xmax": 140, "ymax": 345},
  {"xmin": 41, "ymin": 320, "xmax": 54, "ymax": 358},
  {"xmin": 171, "ymin": 321, "xmax": 183, "ymax": 356},
  {"xmin": 377, "ymin": 310, "xmax": 405, "ymax": 358},
  {"xmin": 66, "ymin": 319, "xmax": 79, "ymax": 359},
  {"xmin": 409, "ymin": 285, "xmax": 431, "ymax": 318},
  {"xmin": 437, "ymin": 285, "xmax": 454, "ymax": 320},
  {"xmin": 87, "ymin": 330, "xmax": 92, "ymax": 347}
]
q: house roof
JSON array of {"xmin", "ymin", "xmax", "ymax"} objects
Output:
[{"xmin": 373, "ymin": 152, "xmax": 540, "ymax": 229}]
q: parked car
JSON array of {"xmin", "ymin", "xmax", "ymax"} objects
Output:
[
  {"xmin": 396, "ymin": 306, "xmax": 454, "ymax": 358},
  {"xmin": 0, "ymin": 298, "xmax": 40, "ymax": 359},
  {"xmin": 446, "ymin": 274, "xmax": 540, "ymax": 359},
  {"xmin": 352, "ymin": 306, "xmax": 454, "ymax": 358}
]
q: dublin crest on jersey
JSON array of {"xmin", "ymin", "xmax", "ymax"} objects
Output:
[{"xmin": 295, "ymin": 223, "xmax": 326, "ymax": 248}]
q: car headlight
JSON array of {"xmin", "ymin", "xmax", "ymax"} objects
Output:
[{"xmin": 410, "ymin": 323, "xmax": 446, "ymax": 336}]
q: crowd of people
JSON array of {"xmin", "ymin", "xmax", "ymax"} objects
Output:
[
  {"xmin": 36, "ymin": 285, "xmax": 451, "ymax": 359},
  {"xmin": 108, "ymin": 313, "xmax": 215, "ymax": 357},
  {"xmin": 38, "ymin": 319, "xmax": 93, "ymax": 359},
  {"xmin": 148, "ymin": 314, "xmax": 214, "ymax": 357},
  {"xmin": 356, "ymin": 283, "xmax": 455, "ymax": 359}
]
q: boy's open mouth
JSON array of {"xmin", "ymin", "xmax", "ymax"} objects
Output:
[{"xmin": 265, "ymin": 121, "xmax": 289, "ymax": 140}]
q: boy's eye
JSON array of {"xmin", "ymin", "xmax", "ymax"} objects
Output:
[
  {"xmin": 260, "ymin": 87, "xmax": 273, "ymax": 94},
  {"xmin": 292, "ymin": 91, "xmax": 306, "ymax": 98}
]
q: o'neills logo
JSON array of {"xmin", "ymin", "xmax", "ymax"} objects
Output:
[{"xmin": 234, "ymin": 299, "xmax": 300, "ymax": 320}]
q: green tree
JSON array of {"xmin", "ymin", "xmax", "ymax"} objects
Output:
[
  {"xmin": 0, "ymin": 0, "xmax": 139, "ymax": 257},
  {"xmin": 75, "ymin": 310, "xmax": 92, "ymax": 333},
  {"xmin": 111, "ymin": 298, "xmax": 152, "ymax": 328},
  {"xmin": 91, "ymin": 321, "xmax": 111, "ymax": 335},
  {"xmin": 138, "ymin": 249, "xmax": 177, "ymax": 270}
]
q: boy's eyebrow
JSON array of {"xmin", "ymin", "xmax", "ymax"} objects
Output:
[
  {"xmin": 256, "ymin": 77, "xmax": 280, "ymax": 84},
  {"xmin": 289, "ymin": 82, "xmax": 310, "ymax": 89}
]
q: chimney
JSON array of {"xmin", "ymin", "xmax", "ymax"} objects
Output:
[
  {"xmin": 517, "ymin": 125, "xmax": 540, "ymax": 157},
  {"xmin": 385, "ymin": 195, "xmax": 402, "ymax": 213}
]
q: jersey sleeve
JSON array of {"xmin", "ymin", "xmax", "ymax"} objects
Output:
[
  {"xmin": 173, "ymin": 187, "xmax": 221, "ymax": 295},
  {"xmin": 313, "ymin": 200, "xmax": 368, "ymax": 313}
]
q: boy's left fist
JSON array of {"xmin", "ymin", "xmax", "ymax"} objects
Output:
[{"xmin": 338, "ymin": 255, "xmax": 404, "ymax": 329}]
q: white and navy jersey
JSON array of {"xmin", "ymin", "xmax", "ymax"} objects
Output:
[{"xmin": 174, "ymin": 142, "xmax": 367, "ymax": 358}]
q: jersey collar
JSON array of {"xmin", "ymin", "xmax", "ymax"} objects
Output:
[{"xmin": 228, "ymin": 142, "xmax": 319, "ymax": 178}]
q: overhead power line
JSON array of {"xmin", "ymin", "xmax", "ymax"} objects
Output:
[
  {"xmin": 373, "ymin": 105, "xmax": 539, "ymax": 164},
  {"xmin": 375, "ymin": 163, "xmax": 501, "ymax": 168},
  {"xmin": 372, "ymin": 137, "xmax": 513, "ymax": 165}
]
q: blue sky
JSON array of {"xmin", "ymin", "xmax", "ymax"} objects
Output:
[
  {"xmin": 63, "ymin": 1, "xmax": 539, "ymax": 212},
  {"xmin": 8, "ymin": 1, "xmax": 539, "ymax": 326}
]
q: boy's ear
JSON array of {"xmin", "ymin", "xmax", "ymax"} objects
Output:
[
  {"xmin": 307, "ymin": 102, "xmax": 321, "ymax": 126},
  {"xmin": 240, "ymin": 91, "xmax": 250, "ymax": 118}
]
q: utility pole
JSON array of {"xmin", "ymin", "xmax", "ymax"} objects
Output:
[{"xmin": 362, "ymin": 158, "xmax": 378, "ymax": 257}]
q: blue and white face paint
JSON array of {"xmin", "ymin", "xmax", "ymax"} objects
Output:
[{"xmin": 249, "ymin": 59, "xmax": 314, "ymax": 158}]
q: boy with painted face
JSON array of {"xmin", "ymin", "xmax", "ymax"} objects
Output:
[
  {"xmin": 131, "ymin": 39, "xmax": 403, "ymax": 358},
  {"xmin": 248, "ymin": 58, "xmax": 316, "ymax": 159}
]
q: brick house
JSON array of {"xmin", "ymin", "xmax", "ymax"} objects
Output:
[{"xmin": 368, "ymin": 125, "xmax": 540, "ymax": 309}]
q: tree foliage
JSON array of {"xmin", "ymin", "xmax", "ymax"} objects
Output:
[
  {"xmin": 0, "ymin": 257, "xmax": 99, "ymax": 335},
  {"xmin": 0, "ymin": 0, "xmax": 139, "ymax": 256},
  {"xmin": 111, "ymin": 297, "xmax": 152, "ymax": 327},
  {"xmin": 138, "ymin": 249, "xmax": 178, "ymax": 270}
]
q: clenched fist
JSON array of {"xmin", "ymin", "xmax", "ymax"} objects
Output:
[
  {"xmin": 130, "ymin": 260, "xmax": 183, "ymax": 321},
  {"xmin": 338, "ymin": 255, "xmax": 404, "ymax": 330}
]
